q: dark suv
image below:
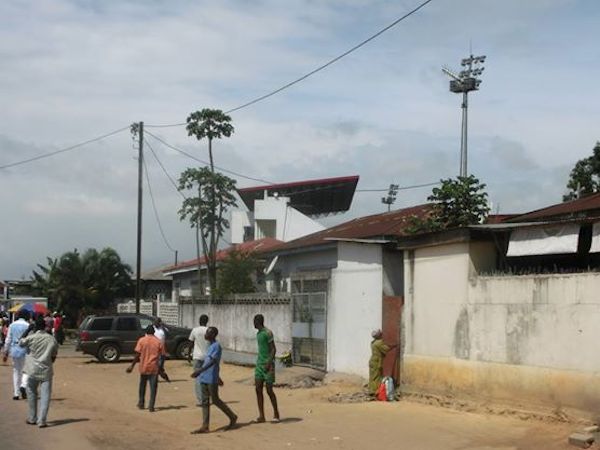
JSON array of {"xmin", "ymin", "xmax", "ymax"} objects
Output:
[{"xmin": 76, "ymin": 313, "xmax": 192, "ymax": 363}]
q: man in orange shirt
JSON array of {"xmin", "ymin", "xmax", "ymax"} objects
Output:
[{"xmin": 126, "ymin": 325, "xmax": 165, "ymax": 412}]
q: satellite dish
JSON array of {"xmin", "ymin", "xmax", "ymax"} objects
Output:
[{"xmin": 264, "ymin": 255, "xmax": 279, "ymax": 275}]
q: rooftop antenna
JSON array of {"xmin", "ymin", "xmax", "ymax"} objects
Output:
[{"xmin": 442, "ymin": 51, "xmax": 487, "ymax": 177}]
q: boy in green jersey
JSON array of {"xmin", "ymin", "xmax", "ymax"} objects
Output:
[{"xmin": 253, "ymin": 314, "xmax": 280, "ymax": 422}]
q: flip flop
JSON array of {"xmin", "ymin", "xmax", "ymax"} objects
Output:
[{"xmin": 191, "ymin": 428, "xmax": 209, "ymax": 434}]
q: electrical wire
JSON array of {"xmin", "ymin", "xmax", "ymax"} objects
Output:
[
  {"xmin": 144, "ymin": 138, "xmax": 187, "ymax": 200},
  {"xmin": 357, "ymin": 181, "xmax": 440, "ymax": 192},
  {"xmin": 144, "ymin": 130, "xmax": 273, "ymax": 184},
  {"xmin": 142, "ymin": 149, "xmax": 177, "ymax": 253},
  {"xmin": 145, "ymin": 0, "xmax": 435, "ymax": 127},
  {"xmin": 0, "ymin": 125, "xmax": 130, "ymax": 170}
]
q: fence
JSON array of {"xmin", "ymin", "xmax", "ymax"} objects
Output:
[
  {"xmin": 116, "ymin": 294, "xmax": 292, "ymax": 354},
  {"xmin": 179, "ymin": 294, "xmax": 292, "ymax": 355}
]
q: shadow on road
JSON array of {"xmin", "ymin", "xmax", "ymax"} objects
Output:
[
  {"xmin": 272, "ymin": 417, "xmax": 302, "ymax": 424},
  {"xmin": 48, "ymin": 418, "xmax": 90, "ymax": 427},
  {"xmin": 154, "ymin": 405, "xmax": 188, "ymax": 411}
]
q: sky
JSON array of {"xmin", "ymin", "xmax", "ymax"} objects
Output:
[{"xmin": 1, "ymin": 0, "xmax": 599, "ymax": 278}]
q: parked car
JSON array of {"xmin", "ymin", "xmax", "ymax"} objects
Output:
[{"xmin": 76, "ymin": 313, "xmax": 192, "ymax": 363}]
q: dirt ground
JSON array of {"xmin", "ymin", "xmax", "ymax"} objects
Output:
[{"xmin": 0, "ymin": 344, "xmax": 579, "ymax": 450}]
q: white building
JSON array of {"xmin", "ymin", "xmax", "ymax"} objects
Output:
[{"xmin": 232, "ymin": 176, "xmax": 359, "ymax": 244}]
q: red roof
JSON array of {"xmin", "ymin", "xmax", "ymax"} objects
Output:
[
  {"xmin": 163, "ymin": 238, "xmax": 283, "ymax": 273},
  {"xmin": 509, "ymin": 193, "xmax": 600, "ymax": 222},
  {"xmin": 485, "ymin": 214, "xmax": 519, "ymax": 224},
  {"xmin": 237, "ymin": 175, "xmax": 359, "ymax": 216},
  {"xmin": 273, "ymin": 204, "xmax": 433, "ymax": 252}
]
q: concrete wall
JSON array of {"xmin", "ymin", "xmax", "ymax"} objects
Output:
[
  {"xmin": 179, "ymin": 300, "xmax": 292, "ymax": 355},
  {"xmin": 231, "ymin": 195, "xmax": 325, "ymax": 244},
  {"xmin": 328, "ymin": 242, "xmax": 383, "ymax": 377},
  {"xmin": 402, "ymin": 240, "xmax": 600, "ymax": 415}
]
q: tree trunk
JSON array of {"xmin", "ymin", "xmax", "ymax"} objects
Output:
[{"xmin": 208, "ymin": 136, "xmax": 217, "ymax": 301}]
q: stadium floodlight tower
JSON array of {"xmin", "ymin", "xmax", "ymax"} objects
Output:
[{"xmin": 442, "ymin": 54, "xmax": 486, "ymax": 177}]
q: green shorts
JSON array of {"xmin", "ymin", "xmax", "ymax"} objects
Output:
[{"xmin": 255, "ymin": 363, "xmax": 275, "ymax": 384}]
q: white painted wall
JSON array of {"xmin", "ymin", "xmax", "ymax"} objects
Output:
[
  {"xmin": 180, "ymin": 301, "xmax": 292, "ymax": 355},
  {"xmin": 468, "ymin": 273, "xmax": 600, "ymax": 372},
  {"xmin": 231, "ymin": 195, "xmax": 324, "ymax": 244},
  {"xmin": 328, "ymin": 242, "xmax": 383, "ymax": 377},
  {"xmin": 231, "ymin": 211, "xmax": 252, "ymax": 244},
  {"xmin": 404, "ymin": 242, "xmax": 471, "ymax": 357}
]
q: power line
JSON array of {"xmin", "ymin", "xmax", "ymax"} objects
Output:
[
  {"xmin": 357, "ymin": 181, "xmax": 440, "ymax": 192},
  {"xmin": 145, "ymin": 0, "xmax": 435, "ymax": 127},
  {"xmin": 144, "ymin": 130, "xmax": 273, "ymax": 184},
  {"xmin": 0, "ymin": 126, "xmax": 130, "ymax": 170},
  {"xmin": 142, "ymin": 149, "xmax": 177, "ymax": 253},
  {"xmin": 144, "ymin": 138, "xmax": 186, "ymax": 200}
]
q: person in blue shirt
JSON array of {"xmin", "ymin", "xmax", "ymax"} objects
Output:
[
  {"xmin": 190, "ymin": 326, "xmax": 237, "ymax": 434},
  {"xmin": 2, "ymin": 311, "xmax": 31, "ymax": 400}
]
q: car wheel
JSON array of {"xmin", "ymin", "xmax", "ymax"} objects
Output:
[
  {"xmin": 175, "ymin": 340, "xmax": 192, "ymax": 359},
  {"xmin": 98, "ymin": 343, "xmax": 121, "ymax": 363}
]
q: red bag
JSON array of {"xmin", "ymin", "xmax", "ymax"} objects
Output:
[{"xmin": 376, "ymin": 382, "xmax": 387, "ymax": 401}]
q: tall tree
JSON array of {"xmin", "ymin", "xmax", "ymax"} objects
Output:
[
  {"xmin": 178, "ymin": 167, "xmax": 237, "ymax": 297},
  {"xmin": 32, "ymin": 248, "xmax": 132, "ymax": 322},
  {"xmin": 185, "ymin": 109, "xmax": 235, "ymax": 296},
  {"xmin": 408, "ymin": 175, "xmax": 490, "ymax": 233},
  {"xmin": 186, "ymin": 109, "xmax": 234, "ymax": 173},
  {"xmin": 563, "ymin": 142, "xmax": 600, "ymax": 201}
]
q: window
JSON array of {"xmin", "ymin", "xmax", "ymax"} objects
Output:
[
  {"xmin": 89, "ymin": 318, "xmax": 113, "ymax": 331},
  {"xmin": 139, "ymin": 318, "xmax": 153, "ymax": 330},
  {"xmin": 116, "ymin": 317, "xmax": 138, "ymax": 331}
]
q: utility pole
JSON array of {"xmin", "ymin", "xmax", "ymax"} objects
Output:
[
  {"xmin": 442, "ymin": 54, "xmax": 486, "ymax": 177},
  {"xmin": 132, "ymin": 122, "xmax": 144, "ymax": 314},
  {"xmin": 381, "ymin": 184, "xmax": 399, "ymax": 212}
]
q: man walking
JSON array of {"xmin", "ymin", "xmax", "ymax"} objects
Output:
[
  {"xmin": 253, "ymin": 314, "xmax": 280, "ymax": 423},
  {"xmin": 153, "ymin": 317, "xmax": 170, "ymax": 381},
  {"xmin": 188, "ymin": 314, "xmax": 209, "ymax": 404},
  {"xmin": 2, "ymin": 310, "xmax": 31, "ymax": 400},
  {"xmin": 19, "ymin": 316, "xmax": 59, "ymax": 428},
  {"xmin": 126, "ymin": 324, "xmax": 165, "ymax": 412},
  {"xmin": 190, "ymin": 327, "xmax": 237, "ymax": 434}
]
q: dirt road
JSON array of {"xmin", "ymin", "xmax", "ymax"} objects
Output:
[{"xmin": 0, "ymin": 344, "xmax": 575, "ymax": 450}]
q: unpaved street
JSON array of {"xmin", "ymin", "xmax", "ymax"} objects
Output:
[{"xmin": 0, "ymin": 344, "xmax": 574, "ymax": 450}]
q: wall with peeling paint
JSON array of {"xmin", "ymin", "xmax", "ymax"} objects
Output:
[{"xmin": 402, "ymin": 240, "xmax": 600, "ymax": 415}]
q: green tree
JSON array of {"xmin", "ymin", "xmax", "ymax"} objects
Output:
[
  {"xmin": 408, "ymin": 175, "xmax": 490, "ymax": 233},
  {"xmin": 178, "ymin": 167, "xmax": 237, "ymax": 297},
  {"xmin": 216, "ymin": 249, "xmax": 258, "ymax": 296},
  {"xmin": 563, "ymin": 142, "xmax": 600, "ymax": 201},
  {"xmin": 186, "ymin": 109, "xmax": 234, "ymax": 173},
  {"xmin": 32, "ymin": 248, "xmax": 132, "ymax": 322}
]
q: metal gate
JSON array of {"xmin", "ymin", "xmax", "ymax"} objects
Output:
[{"xmin": 291, "ymin": 291, "xmax": 327, "ymax": 369}]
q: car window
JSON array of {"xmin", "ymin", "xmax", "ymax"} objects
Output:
[
  {"xmin": 89, "ymin": 318, "xmax": 114, "ymax": 331},
  {"xmin": 116, "ymin": 317, "xmax": 138, "ymax": 331},
  {"xmin": 79, "ymin": 316, "xmax": 92, "ymax": 330},
  {"xmin": 139, "ymin": 318, "xmax": 153, "ymax": 330}
]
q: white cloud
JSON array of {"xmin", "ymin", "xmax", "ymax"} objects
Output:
[{"xmin": 0, "ymin": 0, "xmax": 598, "ymax": 277}]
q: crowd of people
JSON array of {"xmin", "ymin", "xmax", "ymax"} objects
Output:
[
  {"xmin": 126, "ymin": 313, "xmax": 280, "ymax": 434},
  {"xmin": 1, "ymin": 308, "xmax": 398, "ymax": 432}
]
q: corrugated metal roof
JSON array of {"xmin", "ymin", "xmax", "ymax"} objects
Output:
[
  {"xmin": 237, "ymin": 175, "xmax": 359, "ymax": 216},
  {"xmin": 271, "ymin": 204, "xmax": 432, "ymax": 252},
  {"xmin": 509, "ymin": 193, "xmax": 600, "ymax": 222},
  {"xmin": 163, "ymin": 237, "xmax": 283, "ymax": 275}
]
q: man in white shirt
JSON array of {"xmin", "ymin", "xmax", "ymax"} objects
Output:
[
  {"xmin": 188, "ymin": 315, "xmax": 209, "ymax": 405},
  {"xmin": 2, "ymin": 311, "xmax": 31, "ymax": 400},
  {"xmin": 153, "ymin": 317, "xmax": 169, "ymax": 381}
]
